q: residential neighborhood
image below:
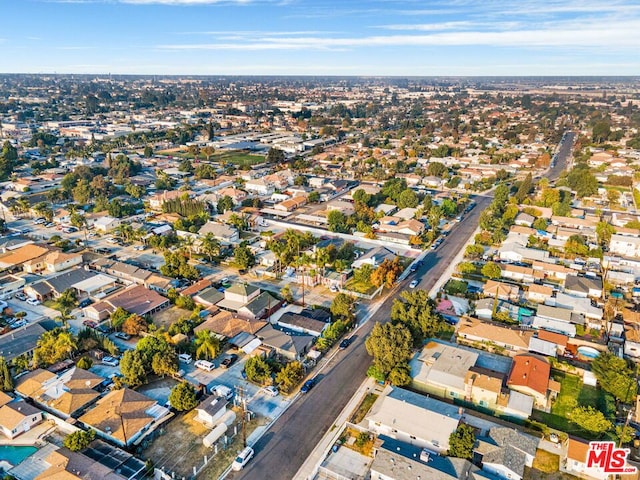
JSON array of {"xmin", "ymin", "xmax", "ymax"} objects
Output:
[{"xmin": 1, "ymin": 74, "xmax": 640, "ymax": 480}]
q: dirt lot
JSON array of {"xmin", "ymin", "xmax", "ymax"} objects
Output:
[
  {"xmin": 525, "ymin": 449, "xmax": 574, "ymax": 480},
  {"xmin": 141, "ymin": 408, "xmax": 265, "ymax": 479},
  {"xmin": 152, "ymin": 306, "xmax": 193, "ymax": 330}
]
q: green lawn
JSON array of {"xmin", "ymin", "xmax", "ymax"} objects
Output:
[
  {"xmin": 344, "ymin": 278, "xmax": 377, "ymax": 295},
  {"xmin": 157, "ymin": 149, "xmax": 265, "ymax": 167},
  {"xmin": 532, "ymin": 370, "xmax": 616, "ymax": 440}
]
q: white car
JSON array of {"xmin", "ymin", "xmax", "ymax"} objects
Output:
[
  {"xmin": 26, "ymin": 298, "xmax": 41, "ymax": 306},
  {"xmin": 263, "ymin": 386, "xmax": 279, "ymax": 397},
  {"xmin": 231, "ymin": 447, "xmax": 254, "ymax": 471},
  {"xmin": 409, "ymin": 280, "xmax": 419, "ymax": 289},
  {"xmin": 102, "ymin": 356, "xmax": 119, "ymax": 367}
]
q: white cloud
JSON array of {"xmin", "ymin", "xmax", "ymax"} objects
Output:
[{"xmin": 158, "ymin": 19, "xmax": 640, "ymax": 51}]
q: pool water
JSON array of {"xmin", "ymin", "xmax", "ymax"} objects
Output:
[{"xmin": 0, "ymin": 445, "xmax": 37, "ymax": 466}]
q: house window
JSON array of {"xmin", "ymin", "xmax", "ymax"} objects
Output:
[
  {"xmin": 410, "ymin": 436, "xmax": 416, "ymax": 440},
  {"xmin": 32, "ymin": 416, "xmax": 38, "ymax": 421}
]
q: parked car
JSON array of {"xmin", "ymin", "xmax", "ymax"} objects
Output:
[
  {"xmin": 96, "ymin": 325, "xmax": 110, "ymax": 334},
  {"xmin": 83, "ymin": 320, "xmax": 97, "ymax": 328},
  {"xmin": 231, "ymin": 447, "xmax": 254, "ymax": 471},
  {"xmin": 178, "ymin": 353, "xmax": 193, "ymax": 364},
  {"xmin": 78, "ymin": 298, "xmax": 93, "ymax": 308},
  {"xmin": 300, "ymin": 378, "xmax": 315, "ymax": 394},
  {"xmin": 221, "ymin": 354, "xmax": 238, "ymax": 369},
  {"xmin": 329, "ymin": 284, "xmax": 339, "ymax": 293},
  {"xmin": 34, "ymin": 218, "xmax": 46, "ymax": 225},
  {"xmin": 102, "ymin": 356, "xmax": 119, "ymax": 366},
  {"xmin": 45, "ymin": 223, "xmax": 55, "ymax": 228},
  {"xmin": 26, "ymin": 298, "xmax": 40, "ymax": 306},
  {"xmin": 339, "ymin": 338, "xmax": 352, "ymax": 349},
  {"xmin": 220, "ymin": 278, "xmax": 231, "ymax": 287},
  {"xmin": 409, "ymin": 280, "xmax": 419, "ymax": 289},
  {"xmin": 134, "ymin": 245, "xmax": 145, "ymax": 251},
  {"xmin": 263, "ymin": 386, "xmax": 279, "ymax": 397},
  {"xmin": 15, "ymin": 292, "xmax": 27, "ymax": 301},
  {"xmin": 114, "ymin": 332, "xmax": 131, "ymax": 340}
]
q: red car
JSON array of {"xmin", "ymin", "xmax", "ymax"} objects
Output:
[{"xmin": 82, "ymin": 320, "xmax": 97, "ymax": 329}]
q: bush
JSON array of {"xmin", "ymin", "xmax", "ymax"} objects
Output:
[
  {"xmin": 63, "ymin": 429, "xmax": 95, "ymax": 452},
  {"xmin": 76, "ymin": 356, "xmax": 93, "ymax": 369},
  {"xmin": 169, "ymin": 381, "xmax": 198, "ymax": 411}
]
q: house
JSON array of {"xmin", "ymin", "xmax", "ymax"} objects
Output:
[
  {"xmin": 474, "ymin": 427, "xmax": 539, "ymax": 480},
  {"xmin": 370, "ymin": 436, "xmax": 480, "ymax": 480},
  {"xmin": 244, "ymin": 178, "xmax": 273, "ymax": 195},
  {"xmin": 365, "ymin": 387, "xmax": 462, "ymax": 454},
  {"xmin": 35, "ymin": 448, "xmax": 128, "ymax": 480},
  {"xmin": 198, "ymin": 222, "xmax": 240, "ymax": 244},
  {"xmin": 276, "ymin": 311, "xmax": 329, "ymax": 337},
  {"xmin": 0, "ymin": 274, "xmax": 26, "ymax": 299},
  {"xmin": 79, "ymin": 388, "xmax": 170, "ymax": 447},
  {"xmin": 83, "ymin": 284, "xmax": 169, "ymax": 321},
  {"xmin": 274, "ymin": 196, "xmax": 306, "ymax": 212},
  {"xmin": 561, "ymin": 438, "xmax": 609, "ymax": 480},
  {"xmin": 507, "ymin": 354, "xmax": 559, "ymax": 409},
  {"xmin": 149, "ymin": 190, "xmax": 183, "ymax": 210},
  {"xmin": 181, "ymin": 279, "xmax": 213, "ymax": 297},
  {"xmin": 0, "ymin": 399, "xmax": 43, "ymax": 439},
  {"xmin": 216, "ymin": 283, "xmax": 261, "ymax": 312},
  {"xmin": 195, "ymin": 397, "xmax": 228, "ymax": 428},
  {"xmin": 352, "ymin": 246, "xmax": 398, "ymax": 269},
  {"xmin": 15, "ymin": 367, "xmax": 102, "ymax": 419},
  {"xmin": 610, "ymin": 234, "xmax": 640, "ymax": 258},
  {"xmin": 475, "ymin": 298, "xmax": 532, "ymax": 323},
  {"xmin": 514, "ymin": 212, "xmax": 535, "ymax": 227},
  {"xmin": 501, "ymin": 264, "xmax": 535, "ymax": 283},
  {"xmin": 527, "ymin": 284, "xmax": 553, "ymax": 303},
  {"xmin": 0, "ymin": 244, "xmax": 50, "ymax": 271},
  {"xmin": 237, "ymin": 291, "xmax": 280, "ymax": 320},
  {"xmin": 193, "ymin": 287, "xmax": 225, "ymax": 308},
  {"xmin": 410, "ymin": 341, "xmax": 479, "ymax": 400},
  {"xmin": 256, "ymin": 323, "xmax": 314, "ymax": 361},
  {"xmin": 25, "ymin": 268, "xmax": 116, "ymax": 301},
  {"xmin": 457, "ymin": 317, "xmax": 532, "ymax": 353},
  {"xmin": 194, "ymin": 310, "xmax": 267, "ymax": 338},
  {"xmin": 0, "ymin": 321, "xmax": 47, "ymax": 362},
  {"xmin": 23, "ymin": 251, "xmax": 83, "ymax": 274},
  {"xmin": 565, "ymin": 275, "xmax": 603, "ymax": 298},
  {"xmin": 482, "ymin": 280, "xmax": 520, "ymax": 302},
  {"xmin": 94, "ymin": 216, "xmax": 121, "ymax": 233}
]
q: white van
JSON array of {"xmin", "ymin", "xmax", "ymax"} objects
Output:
[
  {"xmin": 178, "ymin": 353, "xmax": 192, "ymax": 364},
  {"xmin": 194, "ymin": 359, "xmax": 215, "ymax": 372}
]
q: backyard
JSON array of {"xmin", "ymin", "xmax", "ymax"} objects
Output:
[{"xmin": 532, "ymin": 371, "xmax": 615, "ymax": 439}]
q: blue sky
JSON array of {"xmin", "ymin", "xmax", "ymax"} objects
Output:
[{"xmin": 1, "ymin": 0, "xmax": 639, "ymax": 75}]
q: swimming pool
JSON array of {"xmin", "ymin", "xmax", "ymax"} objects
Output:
[
  {"xmin": 577, "ymin": 346, "xmax": 600, "ymax": 359},
  {"xmin": 0, "ymin": 445, "xmax": 37, "ymax": 466}
]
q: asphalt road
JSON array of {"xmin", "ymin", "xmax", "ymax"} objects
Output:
[
  {"xmin": 231, "ymin": 132, "xmax": 575, "ymax": 480},
  {"xmin": 230, "ymin": 195, "xmax": 491, "ymax": 480}
]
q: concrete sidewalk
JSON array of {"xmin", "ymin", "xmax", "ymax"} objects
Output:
[{"xmin": 293, "ymin": 377, "xmax": 376, "ymax": 480}]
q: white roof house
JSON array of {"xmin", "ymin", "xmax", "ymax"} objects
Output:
[{"xmin": 365, "ymin": 387, "xmax": 462, "ymax": 454}]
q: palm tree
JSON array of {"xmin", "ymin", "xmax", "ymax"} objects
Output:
[
  {"xmin": 55, "ymin": 330, "xmax": 78, "ymax": 359},
  {"xmin": 194, "ymin": 330, "xmax": 221, "ymax": 360},
  {"xmin": 201, "ymin": 233, "xmax": 220, "ymax": 262},
  {"xmin": 180, "ymin": 235, "xmax": 195, "ymax": 259}
]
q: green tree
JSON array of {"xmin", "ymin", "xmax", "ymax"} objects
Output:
[
  {"xmin": 532, "ymin": 217, "xmax": 548, "ymax": 231},
  {"xmin": 387, "ymin": 363, "xmax": 411, "ymax": 386},
  {"xmin": 457, "ymin": 262, "xmax": 477, "ymax": 275},
  {"xmin": 63, "ymin": 429, "xmax": 95, "ymax": 452},
  {"xmin": 0, "ymin": 356, "xmax": 14, "ymax": 391},
  {"xmin": 427, "ymin": 162, "xmax": 447, "ymax": 177},
  {"xmin": 244, "ymin": 356, "xmax": 272, "ymax": 385},
  {"xmin": 120, "ymin": 350, "xmax": 147, "ymax": 387},
  {"xmin": 365, "ymin": 322, "xmax": 413, "ymax": 377},
  {"xmin": 307, "ymin": 191, "xmax": 320, "ymax": 203},
  {"xmin": 217, "ymin": 195, "xmax": 234, "ymax": 214},
  {"xmin": 569, "ymin": 406, "xmax": 612, "ymax": 434},
  {"xmin": 397, "ymin": 189, "xmax": 419, "ymax": 209},
  {"xmin": 596, "ymin": 221, "xmax": 616, "ymax": 246},
  {"xmin": 592, "ymin": 120, "xmax": 611, "ymax": 144},
  {"xmin": 266, "ymin": 147, "xmax": 285, "ymax": 164},
  {"xmin": 76, "ymin": 356, "xmax": 93, "ymax": 370},
  {"xmin": 144, "ymin": 145, "xmax": 153, "ymax": 158},
  {"xmin": 169, "ymin": 381, "xmax": 198, "ymax": 411},
  {"xmin": 234, "ymin": 244, "xmax": 256, "ymax": 269},
  {"xmin": 327, "ymin": 210, "xmax": 349, "ymax": 233},
  {"xmin": 280, "ymin": 284, "xmax": 294, "ymax": 303},
  {"xmin": 152, "ymin": 350, "xmax": 178, "ymax": 377},
  {"xmin": 448, "ymin": 424, "xmax": 476, "ymax": 459},
  {"xmin": 564, "ymin": 235, "xmax": 589, "ymax": 257},
  {"xmin": 465, "ymin": 244, "xmax": 485, "ymax": 259},
  {"xmin": 617, "ymin": 425, "xmax": 635, "ymax": 445},
  {"xmin": 275, "ymin": 361, "xmax": 304, "ymax": 393},
  {"xmin": 33, "ymin": 329, "xmax": 78, "ymax": 367},
  {"xmin": 330, "ymin": 293, "xmax": 355, "ymax": 322},
  {"xmin": 194, "ymin": 330, "xmax": 222, "ymax": 360},
  {"xmin": 481, "ymin": 262, "xmax": 502, "ymax": 279},
  {"xmin": 591, "ymin": 351, "xmax": 637, "ymax": 403},
  {"xmin": 57, "ymin": 289, "xmax": 78, "ymax": 315},
  {"xmin": 110, "ymin": 307, "xmax": 130, "ymax": 330},
  {"xmin": 200, "ymin": 233, "xmax": 221, "ymax": 261},
  {"xmin": 390, "ymin": 290, "xmax": 445, "ymax": 345}
]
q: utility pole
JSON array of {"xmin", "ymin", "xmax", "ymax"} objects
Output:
[{"xmin": 236, "ymin": 385, "xmax": 248, "ymax": 448}]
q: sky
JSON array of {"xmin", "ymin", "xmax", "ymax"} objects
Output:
[{"xmin": 1, "ymin": 0, "xmax": 640, "ymax": 76}]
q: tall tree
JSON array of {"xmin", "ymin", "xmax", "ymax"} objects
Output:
[
  {"xmin": 194, "ymin": 330, "xmax": 221, "ymax": 360},
  {"xmin": 365, "ymin": 322, "xmax": 412, "ymax": 376},
  {"xmin": 0, "ymin": 356, "xmax": 14, "ymax": 391},
  {"xmin": 448, "ymin": 424, "xmax": 476, "ymax": 459}
]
